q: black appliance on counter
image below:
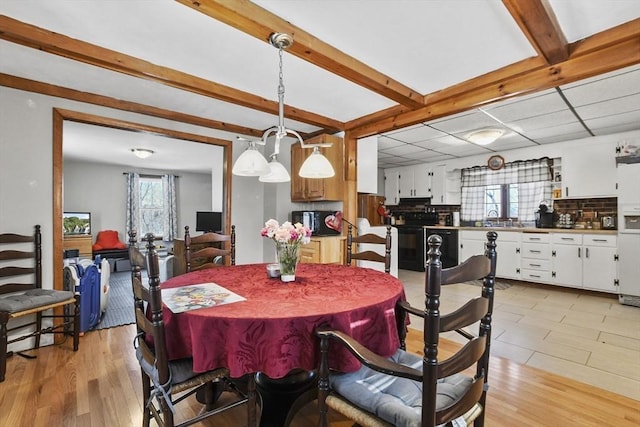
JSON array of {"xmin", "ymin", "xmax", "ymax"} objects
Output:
[
  {"xmin": 291, "ymin": 210, "xmax": 342, "ymax": 236},
  {"xmin": 396, "ymin": 212, "xmax": 439, "ymax": 271}
]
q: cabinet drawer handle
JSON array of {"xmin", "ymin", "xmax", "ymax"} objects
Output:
[
  {"xmin": 529, "ymin": 237, "xmax": 541, "ymax": 241},
  {"xmin": 529, "ymin": 250, "xmax": 541, "ymax": 253},
  {"xmin": 592, "ymin": 239, "xmax": 608, "ymax": 242},
  {"xmin": 528, "ymin": 274, "xmax": 541, "ymax": 278},
  {"xmin": 529, "ymin": 263, "xmax": 541, "ymax": 267},
  {"xmin": 561, "ymin": 237, "xmax": 575, "ymax": 241}
]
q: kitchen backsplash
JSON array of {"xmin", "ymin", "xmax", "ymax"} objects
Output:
[{"xmin": 553, "ymin": 197, "xmax": 617, "ymax": 221}]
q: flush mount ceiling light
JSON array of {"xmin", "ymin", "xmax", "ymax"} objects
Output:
[
  {"xmin": 131, "ymin": 148, "xmax": 154, "ymax": 159},
  {"xmin": 232, "ymin": 33, "xmax": 334, "ymax": 183},
  {"xmin": 465, "ymin": 128, "xmax": 505, "ymax": 146}
]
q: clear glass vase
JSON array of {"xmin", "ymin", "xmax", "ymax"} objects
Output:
[{"xmin": 277, "ymin": 242, "xmax": 300, "ymax": 282}]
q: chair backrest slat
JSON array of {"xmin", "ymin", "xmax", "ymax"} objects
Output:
[
  {"xmin": 0, "ymin": 225, "xmax": 42, "ymax": 296},
  {"xmin": 346, "ymin": 224, "xmax": 392, "ymax": 274},
  {"xmin": 184, "ymin": 225, "xmax": 236, "ymax": 272}
]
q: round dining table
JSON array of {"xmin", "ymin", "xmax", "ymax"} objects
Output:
[{"xmin": 161, "ymin": 262, "xmax": 405, "ymax": 379}]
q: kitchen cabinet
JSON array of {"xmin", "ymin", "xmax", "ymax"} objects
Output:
[
  {"xmin": 299, "ymin": 236, "xmax": 345, "ymax": 264},
  {"xmin": 430, "ymin": 165, "xmax": 461, "ymax": 205},
  {"xmin": 551, "ymin": 233, "xmax": 617, "ymax": 292},
  {"xmin": 551, "ymin": 233, "xmax": 583, "ymax": 288},
  {"xmin": 459, "ymin": 230, "xmax": 486, "ymax": 265},
  {"xmin": 399, "ymin": 164, "xmax": 430, "ymax": 198},
  {"xmin": 290, "ymin": 134, "xmax": 344, "ymax": 202},
  {"xmin": 358, "ymin": 194, "xmax": 386, "ymax": 226},
  {"xmin": 384, "ymin": 168, "xmax": 400, "ymax": 206},
  {"xmin": 520, "ymin": 233, "xmax": 552, "ymax": 283},
  {"xmin": 582, "ymin": 234, "xmax": 617, "ymax": 293},
  {"xmin": 495, "ymin": 231, "xmax": 521, "ymax": 280},
  {"xmin": 560, "ymin": 142, "xmax": 616, "ymax": 198}
]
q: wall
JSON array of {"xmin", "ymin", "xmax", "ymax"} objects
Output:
[
  {"xmin": 0, "ymin": 85, "xmax": 265, "ymax": 296},
  {"xmin": 63, "ymin": 160, "xmax": 212, "ymax": 244}
]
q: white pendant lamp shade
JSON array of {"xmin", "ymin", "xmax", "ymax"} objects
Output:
[
  {"xmin": 299, "ymin": 147, "xmax": 335, "ymax": 178},
  {"xmin": 259, "ymin": 158, "xmax": 291, "ymax": 183},
  {"xmin": 232, "ymin": 146, "xmax": 270, "ymax": 176}
]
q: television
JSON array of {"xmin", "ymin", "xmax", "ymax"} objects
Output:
[
  {"xmin": 196, "ymin": 211, "xmax": 222, "ymax": 233},
  {"xmin": 63, "ymin": 212, "xmax": 91, "ymax": 235}
]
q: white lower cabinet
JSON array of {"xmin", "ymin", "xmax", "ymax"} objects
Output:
[
  {"xmin": 520, "ymin": 233, "xmax": 552, "ymax": 283},
  {"xmin": 551, "ymin": 233, "xmax": 618, "ymax": 293},
  {"xmin": 551, "ymin": 233, "xmax": 583, "ymax": 288},
  {"xmin": 459, "ymin": 230, "xmax": 487, "ymax": 264},
  {"xmin": 495, "ymin": 232, "xmax": 521, "ymax": 280},
  {"xmin": 582, "ymin": 235, "xmax": 618, "ymax": 293}
]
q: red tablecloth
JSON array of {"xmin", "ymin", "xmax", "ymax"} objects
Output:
[{"xmin": 161, "ymin": 263, "xmax": 405, "ymax": 378}]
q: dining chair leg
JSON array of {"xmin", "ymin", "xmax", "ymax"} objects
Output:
[
  {"xmin": 0, "ymin": 313, "xmax": 8, "ymax": 382},
  {"xmin": 247, "ymin": 374, "xmax": 258, "ymax": 427}
]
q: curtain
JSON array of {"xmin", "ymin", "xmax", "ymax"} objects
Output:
[
  {"xmin": 460, "ymin": 158, "xmax": 552, "ymax": 221},
  {"xmin": 162, "ymin": 174, "xmax": 178, "ymax": 241},
  {"xmin": 126, "ymin": 172, "xmax": 140, "ymax": 239}
]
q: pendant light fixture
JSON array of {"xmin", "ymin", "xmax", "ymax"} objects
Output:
[{"xmin": 232, "ymin": 33, "xmax": 334, "ymax": 182}]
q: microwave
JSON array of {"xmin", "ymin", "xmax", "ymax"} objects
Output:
[{"xmin": 291, "ymin": 210, "xmax": 342, "ymax": 236}]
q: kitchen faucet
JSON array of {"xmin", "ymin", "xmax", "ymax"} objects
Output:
[{"xmin": 486, "ymin": 209, "xmax": 499, "ymax": 226}]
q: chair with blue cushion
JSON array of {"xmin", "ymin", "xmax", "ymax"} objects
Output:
[
  {"xmin": 0, "ymin": 225, "xmax": 80, "ymax": 382},
  {"xmin": 129, "ymin": 231, "xmax": 258, "ymax": 427},
  {"xmin": 316, "ymin": 231, "xmax": 497, "ymax": 427}
]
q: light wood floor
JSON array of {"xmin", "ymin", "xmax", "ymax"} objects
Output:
[{"xmin": 1, "ymin": 324, "xmax": 638, "ymax": 427}]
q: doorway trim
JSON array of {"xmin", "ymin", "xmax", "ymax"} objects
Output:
[{"xmin": 52, "ymin": 108, "xmax": 233, "ymax": 292}]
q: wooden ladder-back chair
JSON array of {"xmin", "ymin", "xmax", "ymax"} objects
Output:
[
  {"xmin": 184, "ymin": 225, "xmax": 236, "ymax": 272},
  {"xmin": 346, "ymin": 224, "xmax": 392, "ymax": 274},
  {"xmin": 0, "ymin": 224, "xmax": 80, "ymax": 382},
  {"xmin": 128, "ymin": 231, "xmax": 258, "ymax": 427},
  {"xmin": 316, "ymin": 231, "xmax": 497, "ymax": 427}
]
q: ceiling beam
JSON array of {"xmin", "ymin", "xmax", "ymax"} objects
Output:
[
  {"xmin": 175, "ymin": 0, "xmax": 425, "ymax": 109},
  {"xmin": 348, "ymin": 19, "xmax": 640, "ymax": 138},
  {"xmin": 0, "ymin": 73, "xmax": 268, "ymax": 139},
  {"xmin": 0, "ymin": 14, "xmax": 343, "ymax": 133},
  {"xmin": 502, "ymin": 0, "xmax": 569, "ymax": 64}
]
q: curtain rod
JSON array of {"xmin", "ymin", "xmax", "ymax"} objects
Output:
[{"xmin": 122, "ymin": 172, "xmax": 180, "ymax": 178}]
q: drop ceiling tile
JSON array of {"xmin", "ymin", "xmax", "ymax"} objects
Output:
[
  {"xmin": 488, "ymin": 138, "xmax": 538, "ymax": 152},
  {"xmin": 412, "ymin": 134, "xmax": 468, "ymax": 150},
  {"xmin": 483, "ymin": 90, "xmax": 567, "ymax": 122},
  {"xmin": 584, "ymin": 110, "xmax": 640, "ymax": 133},
  {"xmin": 381, "ymin": 144, "xmax": 428, "ymax": 156},
  {"xmin": 438, "ymin": 143, "xmax": 492, "ymax": 156},
  {"xmin": 378, "ymin": 135, "xmax": 407, "ymax": 150},
  {"xmin": 382, "ymin": 124, "xmax": 442, "ymax": 143},
  {"xmin": 561, "ymin": 66, "xmax": 640, "ymax": 106},
  {"xmin": 575, "ymin": 94, "xmax": 640, "ymax": 120},
  {"xmin": 508, "ymin": 110, "xmax": 580, "ymax": 133},
  {"xmin": 429, "ymin": 111, "xmax": 501, "ymax": 134},
  {"xmin": 520, "ymin": 122, "xmax": 590, "ymax": 140}
]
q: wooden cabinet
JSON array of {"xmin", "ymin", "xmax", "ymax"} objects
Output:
[
  {"xmin": 300, "ymin": 236, "xmax": 345, "ymax": 264},
  {"xmin": 290, "ymin": 134, "xmax": 344, "ymax": 202},
  {"xmin": 63, "ymin": 234, "xmax": 93, "ymax": 258},
  {"xmin": 358, "ymin": 194, "xmax": 386, "ymax": 227}
]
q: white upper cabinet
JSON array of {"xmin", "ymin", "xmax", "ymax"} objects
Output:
[
  {"xmin": 561, "ymin": 141, "xmax": 617, "ymax": 198},
  {"xmin": 430, "ymin": 165, "xmax": 461, "ymax": 205},
  {"xmin": 398, "ymin": 165, "xmax": 431, "ymax": 198},
  {"xmin": 384, "ymin": 168, "xmax": 400, "ymax": 206},
  {"xmin": 357, "ymin": 136, "xmax": 378, "ymax": 194}
]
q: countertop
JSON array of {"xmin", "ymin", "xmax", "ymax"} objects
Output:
[{"xmin": 424, "ymin": 225, "xmax": 618, "ymax": 235}]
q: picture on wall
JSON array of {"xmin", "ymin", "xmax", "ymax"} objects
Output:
[{"xmin": 63, "ymin": 212, "xmax": 91, "ymax": 235}]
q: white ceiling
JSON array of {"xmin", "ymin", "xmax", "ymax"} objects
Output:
[{"xmin": 1, "ymin": 1, "xmax": 639, "ymax": 172}]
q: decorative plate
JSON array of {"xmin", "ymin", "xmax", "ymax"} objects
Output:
[{"xmin": 487, "ymin": 155, "xmax": 505, "ymax": 170}]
